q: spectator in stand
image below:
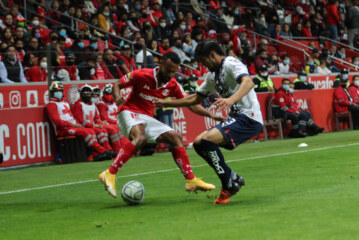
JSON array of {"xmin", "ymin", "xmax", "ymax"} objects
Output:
[
  {"xmin": 311, "ymin": 12, "xmax": 326, "ymax": 37},
  {"xmin": 47, "ymin": 0, "xmax": 62, "ymax": 30},
  {"xmin": 255, "ymin": 49, "xmax": 268, "ymax": 72},
  {"xmin": 305, "ymin": 57, "xmax": 318, "ymax": 74},
  {"xmin": 302, "ymin": 20, "xmax": 313, "ymax": 37},
  {"xmin": 171, "ymin": 38, "xmax": 191, "ymax": 64},
  {"xmin": 329, "ymin": 44, "xmax": 337, "ymax": 56},
  {"xmin": 102, "ymin": 48, "xmax": 123, "ymax": 79},
  {"xmin": 292, "ymin": 23, "xmax": 303, "ymax": 37},
  {"xmin": 0, "ymin": 28, "xmax": 15, "ymax": 45},
  {"xmin": 26, "ymin": 56, "xmax": 48, "ymax": 82},
  {"xmin": 271, "ymin": 23, "xmax": 282, "ymax": 40},
  {"xmin": 127, "ymin": 12, "xmax": 140, "ymax": 32},
  {"xmin": 80, "ymin": 38, "xmax": 99, "ymax": 65},
  {"xmin": 149, "ymin": 39, "xmax": 160, "ymax": 63},
  {"xmin": 348, "ymin": 0, "xmax": 359, "ymax": 47},
  {"xmin": 0, "ymin": 45, "xmax": 27, "ymax": 83},
  {"xmin": 316, "ymin": 60, "xmax": 332, "ymax": 75},
  {"xmin": 333, "ymin": 68, "xmax": 349, "ymax": 88},
  {"xmin": 320, "ymin": 48, "xmax": 340, "ymax": 73},
  {"xmin": 78, "ymin": 55, "xmax": 96, "ymax": 80},
  {"xmin": 334, "ymin": 74, "xmax": 359, "ymax": 129},
  {"xmin": 349, "ymin": 75, "xmax": 359, "ymax": 103},
  {"xmin": 256, "ymin": 39, "xmax": 269, "ymax": 55},
  {"xmin": 118, "ymin": 43, "xmax": 136, "ymax": 73},
  {"xmin": 278, "ymin": 54, "xmax": 291, "ymax": 75},
  {"xmin": 253, "ymin": 65, "xmax": 275, "ymax": 93},
  {"xmin": 14, "ymin": 26, "xmax": 26, "ymax": 42},
  {"xmin": 134, "ymin": 42, "xmax": 156, "ymax": 69},
  {"xmin": 14, "ymin": 38, "xmax": 25, "ymax": 63},
  {"xmin": 90, "ymin": 52, "xmax": 106, "ymax": 80},
  {"xmin": 26, "ymin": 37, "xmax": 42, "ymax": 58},
  {"xmin": 46, "ymin": 82, "xmax": 108, "ymax": 161},
  {"xmin": 352, "ymin": 56, "xmax": 359, "ymax": 69},
  {"xmin": 156, "ymin": 17, "xmax": 171, "ymax": 41},
  {"xmin": 268, "ymin": 54, "xmax": 280, "ymax": 75},
  {"xmin": 334, "ymin": 47, "xmax": 347, "ymax": 60},
  {"xmin": 98, "ymin": 4, "xmax": 115, "ymax": 34},
  {"xmin": 3, "ymin": 14, "xmax": 14, "ymax": 31},
  {"xmin": 327, "ymin": 0, "xmax": 341, "ymax": 41},
  {"xmin": 254, "ymin": 13, "xmax": 269, "ymax": 36},
  {"xmin": 52, "ymin": 36, "xmax": 66, "ymax": 67},
  {"xmin": 312, "ymin": 48, "xmax": 321, "ymax": 66},
  {"xmin": 273, "ymin": 78, "xmax": 324, "ymax": 137},
  {"xmin": 293, "ymin": 71, "xmax": 314, "ymax": 90},
  {"xmin": 281, "ymin": 23, "xmax": 293, "ymax": 39},
  {"xmin": 22, "ymin": 53, "xmax": 37, "ymax": 74},
  {"xmin": 57, "ymin": 52, "xmax": 79, "ymax": 81},
  {"xmin": 69, "ymin": 37, "xmax": 86, "ymax": 65},
  {"xmin": 150, "ymin": 0, "xmax": 163, "ymax": 27}
]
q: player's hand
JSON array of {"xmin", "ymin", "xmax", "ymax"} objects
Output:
[
  {"xmin": 154, "ymin": 98, "xmax": 166, "ymax": 108},
  {"xmin": 71, "ymin": 123, "xmax": 82, "ymax": 128},
  {"xmin": 94, "ymin": 124, "xmax": 103, "ymax": 128},
  {"xmin": 115, "ymin": 96, "xmax": 125, "ymax": 106},
  {"xmin": 211, "ymin": 114, "xmax": 226, "ymax": 122},
  {"xmin": 214, "ymin": 98, "xmax": 233, "ymax": 109}
]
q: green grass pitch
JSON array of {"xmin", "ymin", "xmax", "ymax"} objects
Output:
[{"xmin": 1, "ymin": 131, "xmax": 359, "ymax": 240}]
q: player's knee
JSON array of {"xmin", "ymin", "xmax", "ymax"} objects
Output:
[
  {"xmin": 133, "ymin": 135, "xmax": 147, "ymax": 148},
  {"xmin": 166, "ymin": 131, "xmax": 183, "ymax": 146}
]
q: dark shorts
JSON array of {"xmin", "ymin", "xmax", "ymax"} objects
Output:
[{"xmin": 214, "ymin": 114, "xmax": 263, "ymax": 150}]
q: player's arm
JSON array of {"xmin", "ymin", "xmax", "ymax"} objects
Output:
[
  {"xmin": 113, "ymin": 72, "xmax": 135, "ymax": 106},
  {"xmin": 214, "ymin": 75, "xmax": 254, "ymax": 108},
  {"xmin": 187, "ymin": 104, "xmax": 226, "ymax": 122},
  {"xmin": 154, "ymin": 93, "xmax": 203, "ymax": 107}
]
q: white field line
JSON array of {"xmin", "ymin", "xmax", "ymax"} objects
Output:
[{"xmin": 1, "ymin": 142, "xmax": 358, "ymax": 195}]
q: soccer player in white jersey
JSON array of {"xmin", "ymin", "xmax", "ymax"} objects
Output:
[{"xmin": 155, "ymin": 40, "xmax": 264, "ymax": 204}]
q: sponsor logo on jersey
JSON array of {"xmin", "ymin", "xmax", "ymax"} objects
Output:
[
  {"xmin": 139, "ymin": 92, "xmax": 156, "ymax": 102},
  {"xmin": 162, "ymin": 89, "xmax": 169, "ymax": 96}
]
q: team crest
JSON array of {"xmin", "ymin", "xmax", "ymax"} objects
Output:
[{"xmin": 162, "ymin": 89, "xmax": 169, "ymax": 96}]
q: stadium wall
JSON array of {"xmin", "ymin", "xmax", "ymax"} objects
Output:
[{"xmin": 0, "ymin": 74, "xmax": 351, "ymax": 167}]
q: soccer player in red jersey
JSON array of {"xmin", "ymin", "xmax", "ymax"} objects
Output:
[{"xmin": 99, "ymin": 52, "xmax": 224, "ymax": 198}]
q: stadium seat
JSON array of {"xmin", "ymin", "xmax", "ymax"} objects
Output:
[{"xmin": 262, "ymin": 97, "xmax": 284, "ymax": 140}]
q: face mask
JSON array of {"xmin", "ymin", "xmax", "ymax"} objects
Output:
[
  {"xmin": 300, "ymin": 76, "xmax": 307, "ymax": 81},
  {"xmin": 103, "ymin": 12, "xmax": 110, "ymax": 17},
  {"xmin": 189, "ymin": 81, "xmax": 197, "ymax": 87},
  {"xmin": 341, "ymin": 53, "xmax": 346, "ymax": 58},
  {"xmin": 282, "ymin": 84, "xmax": 290, "ymax": 91},
  {"xmin": 35, "ymin": 33, "xmax": 41, "ymax": 38},
  {"xmin": 32, "ymin": 20, "xmax": 39, "ymax": 26},
  {"xmin": 260, "ymin": 17, "xmax": 266, "ymax": 22},
  {"xmin": 354, "ymin": 61, "xmax": 359, "ymax": 66},
  {"xmin": 343, "ymin": 74, "xmax": 348, "ymax": 79},
  {"xmin": 340, "ymin": 3, "xmax": 345, "ymax": 8},
  {"xmin": 91, "ymin": 43, "xmax": 98, "ymax": 49},
  {"xmin": 54, "ymin": 92, "xmax": 63, "ymax": 99},
  {"xmin": 59, "ymin": 30, "xmax": 66, "ymax": 37},
  {"xmin": 91, "ymin": 97, "xmax": 99, "ymax": 104},
  {"xmin": 301, "ymin": 0, "xmax": 305, "ymax": 3},
  {"xmin": 82, "ymin": 95, "xmax": 91, "ymax": 103},
  {"xmin": 234, "ymin": 10, "xmax": 239, "ymax": 15},
  {"xmin": 260, "ymin": 72, "xmax": 268, "ymax": 77},
  {"xmin": 354, "ymin": 80, "xmax": 359, "ymax": 87},
  {"xmin": 308, "ymin": 61, "xmax": 314, "ymax": 65},
  {"xmin": 135, "ymin": 5, "xmax": 141, "ymax": 11},
  {"xmin": 78, "ymin": 42, "xmax": 85, "ymax": 48},
  {"xmin": 180, "ymin": 25, "xmax": 186, "ymax": 31},
  {"xmin": 175, "ymin": 43, "xmax": 182, "ymax": 49},
  {"xmin": 160, "ymin": 23, "xmax": 166, "ymax": 28},
  {"xmin": 40, "ymin": 62, "xmax": 47, "ymax": 69},
  {"xmin": 289, "ymin": 88, "xmax": 294, "ymax": 93},
  {"xmin": 193, "ymin": 64, "xmax": 198, "ymax": 69},
  {"xmin": 103, "ymin": 94, "xmax": 113, "ymax": 102},
  {"xmin": 283, "ymin": 59, "xmax": 290, "ymax": 65}
]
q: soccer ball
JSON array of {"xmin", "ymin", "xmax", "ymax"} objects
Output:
[{"xmin": 121, "ymin": 180, "xmax": 145, "ymax": 205}]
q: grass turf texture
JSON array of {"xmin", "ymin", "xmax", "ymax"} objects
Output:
[{"xmin": 1, "ymin": 131, "xmax": 359, "ymax": 240}]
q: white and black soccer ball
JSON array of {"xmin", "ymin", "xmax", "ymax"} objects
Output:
[{"xmin": 121, "ymin": 180, "xmax": 145, "ymax": 205}]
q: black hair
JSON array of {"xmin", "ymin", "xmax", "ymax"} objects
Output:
[
  {"xmin": 195, "ymin": 40, "xmax": 224, "ymax": 59},
  {"xmin": 282, "ymin": 78, "xmax": 291, "ymax": 84},
  {"xmin": 162, "ymin": 52, "xmax": 181, "ymax": 65}
]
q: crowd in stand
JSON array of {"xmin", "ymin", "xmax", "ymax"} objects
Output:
[{"xmin": 1, "ymin": 0, "xmax": 359, "ymax": 85}]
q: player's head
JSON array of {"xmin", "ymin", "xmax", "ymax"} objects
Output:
[
  {"xmin": 92, "ymin": 86, "xmax": 100, "ymax": 104},
  {"xmin": 158, "ymin": 52, "xmax": 181, "ymax": 84},
  {"xmin": 49, "ymin": 81, "xmax": 64, "ymax": 99},
  {"xmin": 102, "ymin": 83, "xmax": 114, "ymax": 102},
  {"xmin": 194, "ymin": 40, "xmax": 224, "ymax": 72},
  {"xmin": 80, "ymin": 84, "xmax": 93, "ymax": 103}
]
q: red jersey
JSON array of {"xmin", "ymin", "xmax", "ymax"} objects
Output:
[{"xmin": 120, "ymin": 68, "xmax": 186, "ymax": 117}]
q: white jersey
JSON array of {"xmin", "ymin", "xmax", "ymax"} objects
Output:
[
  {"xmin": 54, "ymin": 101, "xmax": 77, "ymax": 124},
  {"xmin": 106, "ymin": 102, "xmax": 119, "ymax": 121},
  {"xmin": 80, "ymin": 102, "xmax": 98, "ymax": 126},
  {"xmin": 197, "ymin": 56, "xmax": 263, "ymax": 124}
]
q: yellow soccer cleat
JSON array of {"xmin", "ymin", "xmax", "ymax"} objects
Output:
[
  {"xmin": 99, "ymin": 169, "xmax": 118, "ymax": 198},
  {"xmin": 185, "ymin": 177, "xmax": 216, "ymax": 192}
]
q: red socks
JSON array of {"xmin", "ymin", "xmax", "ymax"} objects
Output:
[
  {"xmin": 171, "ymin": 147, "xmax": 195, "ymax": 180},
  {"xmin": 109, "ymin": 141, "xmax": 137, "ymax": 174}
]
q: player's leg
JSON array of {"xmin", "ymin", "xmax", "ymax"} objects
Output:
[
  {"xmin": 193, "ymin": 115, "xmax": 262, "ymax": 204},
  {"xmin": 99, "ymin": 110, "xmax": 147, "ymax": 198},
  {"xmin": 156, "ymin": 130, "xmax": 216, "ymax": 191}
]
